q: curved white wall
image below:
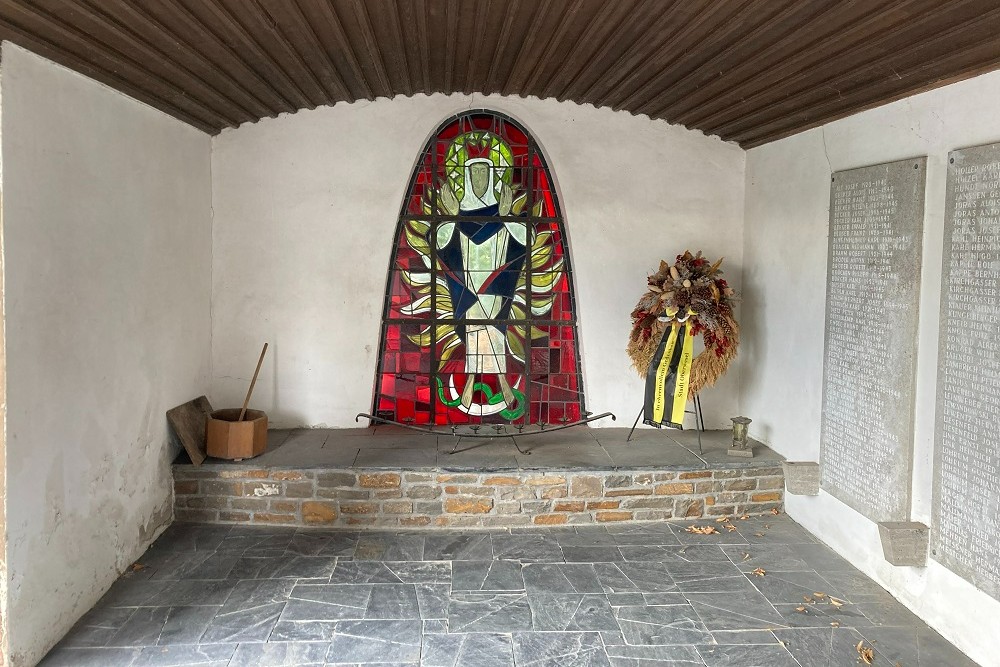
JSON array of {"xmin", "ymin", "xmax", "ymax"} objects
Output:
[{"xmin": 210, "ymin": 94, "xmax": 746, "ymax": 430}]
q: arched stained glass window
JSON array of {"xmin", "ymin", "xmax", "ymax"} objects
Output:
[{"xmin": 373, "ymin": 111, "xmax": 584, "ymax": 427}]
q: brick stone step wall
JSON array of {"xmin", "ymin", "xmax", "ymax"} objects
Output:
[{"xmin": 173, "ymin": 466, "xmax": 785, "ymax": 528}]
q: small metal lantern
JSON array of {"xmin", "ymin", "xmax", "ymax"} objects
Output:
[{"xmin": 728, "ymin": 416, "xmax": 753, "ymax": 458}]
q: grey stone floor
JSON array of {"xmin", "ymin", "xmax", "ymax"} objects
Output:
[
  {"xmin": 177, "ymin": 426, "xmax": 783, "ymax": 472},
  {"xmin": 40, "ymin": 516, "xmax": 978, "ymax": 666}
]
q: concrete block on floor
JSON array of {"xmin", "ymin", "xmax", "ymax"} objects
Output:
[
  {"xmin": 782, "ymin": 461, "xmax": 820, "ymax": 495},
  {"xmin": 878, "ymin": 521, "xmax": 929, "ymax": 566}
]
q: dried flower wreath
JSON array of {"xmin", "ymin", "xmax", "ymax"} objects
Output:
[{"xmin": 627, "ymin": 251, "xmax": 739, "ymax": 396}]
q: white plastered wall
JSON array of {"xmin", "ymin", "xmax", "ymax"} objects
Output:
[
  {"xmin": 0, "ymin": 44, "xmax": 212, "ymax": 667},
  {"xmin": 742, "ymin": 72, "xmax": 1000, "ymax": 666},
  {"xmin": 210, "ymin": 95, "xmax": 746, "ymax": 430}
]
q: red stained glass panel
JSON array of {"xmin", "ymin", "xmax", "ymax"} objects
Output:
[{"xmin": 373, "ymin": 111, "xmax": 583, "ymax": 426}]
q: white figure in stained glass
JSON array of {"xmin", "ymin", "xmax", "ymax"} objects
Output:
[{"xmin": 435, "ymin": 155, "xmax": 527, "ymax": 409}]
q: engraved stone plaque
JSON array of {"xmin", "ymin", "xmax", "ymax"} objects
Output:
[
  {"xmin": 933, "ymin": 143, "xmax": 1000, "ymax": 600},
  {"xmin": 820, "ymin": 158, "xmax": 926, "ymax": 522}
]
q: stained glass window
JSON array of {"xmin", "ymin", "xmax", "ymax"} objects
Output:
[{"xmin": 373, "ymin": 111, "xmax": 584, "ymax": 427}]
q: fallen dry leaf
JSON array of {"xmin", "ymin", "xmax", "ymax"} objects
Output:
[
  {"xmin": 740, "ymin": 515, "xmax": 750, "ymax": 520},
  {"xmin": 856, "ymin": 640, "xmax": 875, "ymax": 665},
  {"xmin": 814, "ymin": 592, "xmax": 827, "ymax": 599},
  {"xmin": 751, "ymin": 567, "xmax": 766, "ymax": 577},
  {"xmin": 770, "ymin": 508, "xmax": 781, "ymax": 515},
  {"xmin": 130, "ymin": 563, "xmax": 147, "ymax": 572},
  {"xmin": 795, "ymin": 606, "xmax": 807, "ymax": 613},
  {"xmin": 803, "ymin": 595, "xmax": 814, "ymax": 603},
  {"xmin": 831, "ymin": 621, "xmax": 840, "ymax": 627},
  {"xmin": 725, "ymin": 524, "xmax": 737, "ymax": 532},
  {"xmin": 754, "ymin": 532, "xmax": 765, "ymax": 537},
  {"xmin": 685, "ymin": 525, "xmax": 719, "ymax": 535},
  {"xmin": 830, "ymin": 597, "xmax": 844, "ymax": 608},
  {"xmin": 715, "ymin": 517, "xmax": 729, "ymax": 523},
  {"xmin": 742, "ymin": 553, "xmax": 751, "ymax": 561}
]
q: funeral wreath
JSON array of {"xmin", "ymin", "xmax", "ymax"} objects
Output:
[{"xmin": 627, "ymin": 250, "xmax": 739, "ymax": 395}]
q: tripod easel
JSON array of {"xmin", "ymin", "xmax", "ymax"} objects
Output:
[{"xmin": 626, "ymin": 394, "xmax": 705, "ymax": 454}]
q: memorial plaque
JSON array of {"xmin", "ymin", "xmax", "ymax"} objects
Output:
[
  {"xmin": 820, "ymin": 158, "xmax": 926, "ymax": 522},
  {"xmin": 933, "ymin": 143, "xmax": 1000, "ymax": 601}
]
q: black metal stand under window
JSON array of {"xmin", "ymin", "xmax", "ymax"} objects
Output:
[
  {"xmin": 356, "ymin": 411, "xmax": 616, "ymax": 456},
  {"xmin": 626, "ymin": 394, "xmax": 704, "ymax": 453}
]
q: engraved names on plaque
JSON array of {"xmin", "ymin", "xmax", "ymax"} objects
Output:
[
  {"xmin": 933, "ymin": 143, "xmax": 1000, "ymax": 601},
  {"xmin": 820, "ymin": 158, "xmax": 926, "ymax": 522}
]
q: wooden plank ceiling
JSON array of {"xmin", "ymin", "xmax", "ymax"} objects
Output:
[{"xmin": 2, "ymin": 0, "xmax": 999, "ymax": 147}]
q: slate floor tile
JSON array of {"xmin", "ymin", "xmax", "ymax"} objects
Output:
[
  {"xmin": 512, "ymin": 631, "xmax": 611, "ymax": 667},
  {"xmin": 696, "ymin": 643, "xmax": 799, "ymax": 667},
  {"xmin": 771, "ymin": 627, "xmax": 867, "ymax": 667},
  {"xmin": 816, "ymin": 569, "xmax": 894, "ymax": 602},
  {"xmin": 528, "ymin": 594, "xmax": 621, "ymax": 632},
  {"xmin": 852, "ymin": 598, "xmax": 925, "ymax": 626},
  {"xmin": 280, "ymin": 584, "xmax": 372, "ymax": 621},
  {"xmin": 325, "ymin": 619, "xmax": 422, "ymax": 663},
  {"xmin": 354, "ymin": 533, "xmax": 425, "ymax": 561},
  {"xmin": 58, "ymin": 607, "xmax": 137, "ymax": 647},
  {"xmin": 132, "ymin": 644, "xmax": 236, "ymax": 666},
  {"xmin": 720, "ymin": 545, "xmax": 810, "ymax": 572},
  {"xmin": 227, "ymin": 641, "xmax": 329, "ymax": 666},
  {"xmin": 423, "ymin": 533, "xmax": 493, "ymax": 560},
  {"xmin": 685, "ymin": 591, "xmax": 788, "ymax": 631},
  {"xmin": 620, "ymin": 545, "xmax": 729, "ymax": 563},
  {"xmin": 735, "ymin": 520, "xmax": 818, "ymax": 545},
  {"xmin": 199, "ymin": 580, "xmax": 294, "ymax": 643},
  {"xmin": 771, "ymin": 601, "xmax": 871, "ymax": 628},
  {"xmin": 270, "ymin": 556, "xmax": 338, "ymax": 580},
  {"xmin": 415, "ymin": 584, "xmax": 450, "ymax": 619},
  {"xmin": 491, "ymin": 534, "xmax": 564, "ymax": 561},
  {"xmin": 365, "ymin": 584, "xmax": 422, "ymax": 619},
  {"xmin": 329, "ymin": 560, "xmax": 450, "ymax": 584},
  {"xmin": 284, "ymin": 533, "xmax": 335, "ymax": 557},
  {"xmin": 268, "ymin": 620, "xmax": 338, "ymax": 642},
  {"xmin": 604, "ymin": 643, "xmax": 704, "ymax": 666},
  {"xmin": 710, "ymin": 630, "xmax": 781, "ymax": 645},
  {"xmin": 554, "ymin": 528, "xmax": 620, "ymax": 548},
  {"xmin": 448, "ymin": 593, "xmax": 533, "ymax": 633},
  {"xmin": 156, "ymin": 606, "xmax": 221, "ymax": 645},
  {"xmin": 315, "ymin": 534, "xmax": 359, "ymax": 558},
  {"xmin": 562, "ymin": 546, "xmax": 626, "ymax": 562},
  {"xmin": 37, "ymin": 647, "xmax": 141, "ymax": 666},
  {"xmin": 615, "ymin": 605, "xmax": 713, "ymax": 646},
  {"xmin": 108, "ymin": 607, "xmax": 170, "ymax": 647},
  {"xmin": 522, "ymin": 563, "xmax": 603, "ymax": 594},
  {"xmin": 421, "ymin": 632, "xmax": 514, "ymax": 667},
  {"xmin": 665, "ymin": 563, "xmax": 756, "ymax": 594},
  {"xmin": 605, "ymin": 593, "xmax": 645, "ymax": 606},
  {"xmin": 858, "ymin": 625, "xmax": 981, "ymax": 666},
  {"xmin": 99, "ymin": 579, "xmax": 172, "ymax": 608},
  {"xmin": 748, "ymin": 570, "xmax": 848, "ymax": 604},
  {"xmin": 152, "ymin": 524, "xmax": 232, "ymax": 552},
  {"xmin": 782, "ymin": 542, "xmax": 860, "ymax": 572},
  {"xmin": 669, "ymin": 523, "xmax": 749, "ymax": 546},
  {"xmin": 145, "ymin": 551, "xmax": 216, "ymax": 581},
  {"xmin": 453, "ymin": 560, "xmax": 525, "ymax": 592},
  {"xmin": 595, "ymin": 562, "xmax": 678, "ymax": 594}
]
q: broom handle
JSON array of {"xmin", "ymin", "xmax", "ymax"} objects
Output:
[{"xmin": 238, "ymin": 343, "xmax": 268, "ymax": 421}]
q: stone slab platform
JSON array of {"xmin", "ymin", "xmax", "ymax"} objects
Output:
[
  {"xmin": 176, "ymin": 426, "xmax": 781, "ymax": 471},
  {"xmin": 173, "ymin": 427, "xmax": 784, "ymax": 528}
]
